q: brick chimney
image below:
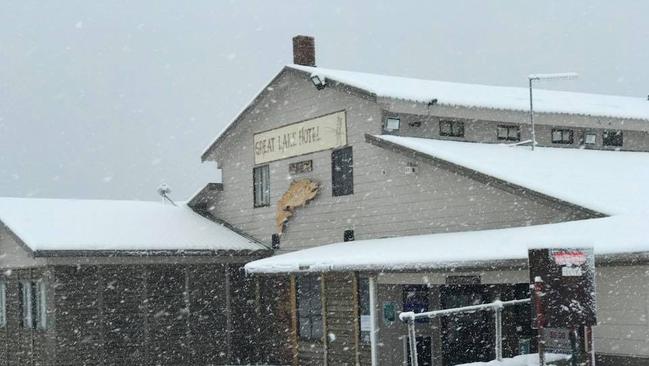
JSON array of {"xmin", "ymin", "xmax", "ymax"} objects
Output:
[{"xmin": 292, "ymin": 35, "xmax": 316, "ymax": 67}]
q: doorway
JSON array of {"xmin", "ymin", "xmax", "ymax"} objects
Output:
[{"xmin": 440, "ymin": 285, "xmax": 494, "ymax": 365}]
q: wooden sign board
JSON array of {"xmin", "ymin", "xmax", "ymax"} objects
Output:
[{"xmin": 254, "ymin": 111, "xmax": 347, "ymax": 164}]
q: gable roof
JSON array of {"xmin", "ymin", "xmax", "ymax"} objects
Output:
[
  {"xmin": 247, "ymin": 135, "xmax": 649, "ymax": 274},
  {"xmin": 201, "ymin": 67, "xmax": 292, "ymax": 162},
  {"xmin": 203, "ymin": 63, "xmax": 649, "ymax": 161},
  {"xmin": 373, "ymin": 135, "xmax": 649, "ymax": 216},
  {"xmin": 289, "ymin": 64, "xmax": 649, "ymax": 121},
  {"xmin": 0, "ymin": 197, "xmax": 267, "ymax": 255}
]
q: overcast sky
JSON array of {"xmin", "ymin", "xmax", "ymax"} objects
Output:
[{"xmin": 1, "ymin": 1, "xmax": 647, "ymax": 201}]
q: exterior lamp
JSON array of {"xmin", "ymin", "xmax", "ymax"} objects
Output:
[
  {"xmin": 310, "ymin": 74, "xmax": 326, "ymax": 90},
  {"xmin": 528, "ymin": 72, "xmax": 578, "ymax": 151}
]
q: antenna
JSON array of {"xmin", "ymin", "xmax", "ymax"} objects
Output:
[{"xmin": 157, "ymin": 183, "xmax": 177, "ymax": 206}]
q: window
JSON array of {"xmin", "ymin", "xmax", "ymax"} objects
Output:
[
  {"xmin": 584, "ymin": 132, "xmax": 597, "ymax": 145},
  {"xmin": 253, "ymin": 165, "xmax": 270, "ymax": 207},
  {"xmin": 551, "ymin": 129, "xmax": 574, "ymax": 144},
  {"xmin": 603, "ymin": 130, "xmax": 623, "ymax": 147},
  {"xmin": 19, "ymin": 281, "xmax": 33, "ymax": 329},
  {"xmin": 384, "ymin": 117, "xmax": 400, "ymax": 132},
  {"xmin": 36, "ymin": 280, "xmax": 47, "ymax": 329},
  {"xmin": 297, "ymin": 276, "xmax": 322, "ymax": 340},
  {"xmin": 343, "ymin": 230, "xmax": 355, "ymax": 242},
  {"xmin": 403, "ymin": 285, "xmax": 429, "ymax": 323},
  {"xmin": 332, "ymin": 147, "xmax": 353, "ymax": 196},
  {"xmin": 439, "ymin": 120, "xmax": 465, "ymax": 137},
  {"xmin": 0, "ymin": 282, "xmax": 5, "ymax": 328},
  {"xmin": 19, "ymin": 280, "xmax": 47, "ymax": 330},
  {"xmin": 358, "ymin": 277, "xmax": 370, "ymax": 344},
  {"xmin": 271, "ymin": 234, "xmax": 280, "ymax": 249},
  {"xmin": 497, "ymin": 125, "xmax": 520, "ymax": 141}
]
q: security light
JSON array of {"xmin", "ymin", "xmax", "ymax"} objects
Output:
[{"xmin": 310, "ymin": 74, "xmax": 325, "ymax": 90}]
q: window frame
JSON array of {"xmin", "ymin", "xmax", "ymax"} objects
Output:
[
  {"xmin": 551, "ymin": 128, "xmax": 574, "ymax": 144},
  {"xmin": 19, "ymin": 280, "xmax": 34, "ymax": 329},
  {"xmin": 19, "ymin": 280, "xmax": 47, "ymax": 330},
  {"xmin": 35, "ymin": 280, "xmax": 47, "ymax": 330},
  {"xmin": 439, "ymin": 120, "xmax": 465, "ymax": 138},
  {"xmin": 496, "ymin": 125, "xmax": 521, "ymax": 142},
  {"xmin": 332, "ymin": 146, "xmax": 354, "ymax": 197},
  {"xmin": 603, "ymin": 129, "xmax": 623, "ymax": 147},
  {"xmin": 357, "ymin": 276, "xmax": 371, "ymax": 344},
  {"xmin": 584, "ymin": 132, "xmax": 597, "ymax": 145},
  {"xmin": 252, "ymin": 164, "xmax": 270, "ymax": 208},
  {"xmin": 0, "ymin": 282, "xmax": 5, "ymax": 328},
  {"xmin": 296, "ymin": 275, "xmax": 323, "ymax": 341},
  {"xmin": 384, "ymin": 117, "xmax": 400, "ymax": 132}
]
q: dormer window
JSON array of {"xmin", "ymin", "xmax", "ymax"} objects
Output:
[
  {"xmin": 384, "ymin": 117, "xmax": 400, "ymax": 134},
  {"xmin": 603, "ymin": 130, "xmax": 623, "ymax": 147},
  {"xmin": 497, "ymin": 125, "xmax": 520, "ymax": 142},
  {"xmin": 439, "ymin": 120, "xmax": 465, "ymax": 138},
  {"xmin": 584, "ymin": 132, "xmax": 597, "ymax": 145}
]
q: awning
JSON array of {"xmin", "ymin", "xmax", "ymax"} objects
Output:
[{"xmin": 245, "ymin": 215, "xmax": 649, "ymax": 274}]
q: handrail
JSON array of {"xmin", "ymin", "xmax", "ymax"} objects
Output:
[{"xmin": 399, "ymin": 298, "xmax": 530, "ymax": 322}]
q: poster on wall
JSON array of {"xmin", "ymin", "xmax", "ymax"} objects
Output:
[
  {"xmin": 253, "ymin": 111, "xmax": 347, "ymax": 164},
  {"xmin": 528, "ymin": 247, "xmax": 597, "ymax": 328}
]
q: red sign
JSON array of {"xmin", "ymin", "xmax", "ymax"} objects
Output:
[{"xmin": 551, "ymin": 249, "xmax": 587, "ymax": 266}]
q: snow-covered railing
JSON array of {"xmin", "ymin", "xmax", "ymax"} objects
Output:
[{"xmin": 400, "ymin": 298, "xmax": 531, "ymax": 366}]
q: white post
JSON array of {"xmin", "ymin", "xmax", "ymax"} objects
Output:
[
  {"xmin": 529, "ymin": 77, "xmax": 536, "ymax": 151},
  {"xmin": 408, "ymin": 319, "xmax": 419, "ymax": 366},
  {"xmin": 369, "ymin": 275, "xmax": 379, "ymax": 366},
  {"xmin": 495, "ymin": 306, "xmax": 503, "ymax": 361}
]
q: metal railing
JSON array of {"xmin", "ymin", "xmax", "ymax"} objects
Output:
[{"xmin": 399, "ymin": 298, "xmax": 531, "ymax": 366}]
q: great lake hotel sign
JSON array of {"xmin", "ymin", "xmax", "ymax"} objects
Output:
[{"xmin": 253, "ymin": 111, "xmax": 347, "ymax": 164}]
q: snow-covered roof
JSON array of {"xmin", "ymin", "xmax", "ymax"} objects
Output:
[
  {"xmin": 289, "ymin": 65, "xmax": 649, "ymax": 121},
  {"xmin": 375, "ymin": 135, "xmax": 649, "ymax": 216},
  {"xmin": 244, "ymin": 215, "xmax": 648, "ymax": 273},
  {"xmin": 0, "ymin": 197, "xmax": 266, "ymax": 253},
  {"xmin": 247, "ymin": 135, "xmax": 649, "ymax": 273}
]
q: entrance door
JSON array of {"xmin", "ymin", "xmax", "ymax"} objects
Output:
[
  {"xmin": 407, "ymin": 336, "xmax": 432, "ymax": 366},
  {"xmin": 441, "ymin": 285, "xmax": 493, "ymax": 365}
]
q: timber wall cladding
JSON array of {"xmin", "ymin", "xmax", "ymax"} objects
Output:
[
  {"xmin": 229, "ymin": 272, "xmax": 293, "ymax": 365},
  {"xmin": 324, "ymin": 273, "xmax": 356, "ymax": 366},
  {"xmin": 52, "ymin": 264, "xmax": 234, "ymax": 366}
]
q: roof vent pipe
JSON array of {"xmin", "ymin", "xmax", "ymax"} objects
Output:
[{"xmin": 293, "ymin": 35, "xmax": 316, "ymax": 67}]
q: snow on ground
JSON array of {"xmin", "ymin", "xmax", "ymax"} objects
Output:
[
  {"xmin": 245, "ymin": 214, "xmax": 648, "ymax": 273},
  {"xmin": 0, "ymin": 197, "xmax": 266, "ymax": 252},
  {"xmin": 377, "ymin": 135, "xmax": 649, "ymax": 215},
  {"xmin": 289, "ymin": 64, "xmax": 649, "ymax": 121},
  {"xmin": 457, "ymin": 353, "xmax": 570, "ymax": 366}
]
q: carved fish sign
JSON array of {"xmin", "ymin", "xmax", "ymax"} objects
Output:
[{"xmin": 276, "ymin": 179, "xmax": 319, "ymax": 235}]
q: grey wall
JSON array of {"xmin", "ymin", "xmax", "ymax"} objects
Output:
[
  {"xmin": 595, "ymin": 264, "xmax": 649, "ymax": 359},
  {"xmin": 0, "ymin": 263, "xmax": 284, "ymax": 366},
  {"xmin": 206, "ymin": 68, "xmax": 591, "ymax": 252},
  {"xmin": 384, "ymin": 99, "xmax": 649, "ymax": 152},
  {"xmin": 0, "ymin": 228, "xmax": 45, "ymax": 269}
]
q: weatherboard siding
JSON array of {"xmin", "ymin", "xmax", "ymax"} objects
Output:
[
  {"xmin": 594, "ymin": 264, "xmax": 649, "ymax": 359},
  {"xmin": 392, "ymin": 110, "xmax": 649, "ymax": 152},
  {"xmin": 206, "ymin": 68, "xmax": 590, "ymax": 255},
  {"xmin": 48, "ymin": 263, "xmax": 263, "ymax": 366},
  {"xmin": 381, "ymin": 97, "xmax": 649, "ymax": 134},
  {"xmin": 323, "ymin": 273, "xmax": 357, "ymax": 366}
]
